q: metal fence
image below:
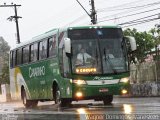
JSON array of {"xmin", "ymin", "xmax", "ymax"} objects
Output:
[{"xmin": 130, "ymin": 61, "xmax": 160, "ymax": 96}]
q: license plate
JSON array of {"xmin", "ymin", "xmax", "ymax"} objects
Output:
[{"xmin": 99, "ymin": 88, "xmax": 108, "ymax": 92}]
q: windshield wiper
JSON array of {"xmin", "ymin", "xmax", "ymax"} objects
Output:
[
  {"xmin": 95, "ymin": 48, "xmax": 99, "ymax": 65},
  {"xmin": 103, "ymin": 48, "xmax": 117, "ymax": 74},
  {"xmin": 104, "ymin": 48, "xmax": 107, "ymax": 61}
]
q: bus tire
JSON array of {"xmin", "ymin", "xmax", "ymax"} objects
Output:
[
  {"xmin": 55, "ymin": 87, "xmax": 71, "ymax": 107},
  {"xmin": 31, "ymin": 100, "xmax": 38, "ymax": 108},
  {"xmin": 21, "ymin": 89, "xmax": 38, "ymax": 108},
  {"xmin": 103, "ymin": 95, "xmax": 113, "ymax": 105},
  {"xmin": 55, "ymin": 87, "xmax": 64, "ymax": 107},
  {"xmin": 55, "ymin": 87, "xmax": 62, "ymax": 106},
  {"xmin": 62, "ymin": 99, "xmax": 72, "ymax": 107}
]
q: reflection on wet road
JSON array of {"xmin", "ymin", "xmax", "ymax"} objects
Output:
[{"xmin": 0, "ymin": 97, "xmax": 160, "ymax": 120}]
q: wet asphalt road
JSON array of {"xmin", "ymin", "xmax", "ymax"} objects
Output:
[{"xmin": 0, "ymin": 97, "xmax": 160, "ymax": 120}]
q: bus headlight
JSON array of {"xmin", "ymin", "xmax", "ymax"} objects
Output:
[
  {"xmin": 73, "ymin": 80, "xmax": 86, "ymax": 85},
  {"xmin": 121, "ymin": 89, "xmax": 128, "ymax": 94},
  {"xmin": 76, "ymin": 92, "xmax": 83, "ymax": 98},
  {"xmin": 120, "ymin": 77, "xmax": 129, "ymax": 83}
]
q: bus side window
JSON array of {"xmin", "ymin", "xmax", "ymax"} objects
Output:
[
  {"xmin": 49, "ymin": 36, "xmax": 56, "ymax": 57},
  {"xmin": 30, "ymin": 44, "xmax": 34, "ymax": 62},
  {"xmin": 12, "ymin": 50, "xmax": 16, "ymax": 67},
  {"xmin": 34, "ymin": 43, "xmax": 38, "ymax": 61},
  {"xmin": 16, "ymin": 49, "xmax": 21, "ymax": 65},
  {"xmin": 38, "ymin": 42, "xmax": 42, "ymax": 60},
  {"xmin": 42, "ymin": 40, "xmax": 47, "ymax": 59},
  {"xmin": 15, "ymin": 50, "xmax": 17, "ymax": 66},
  {"xmin": 22, "ymin": 46, "xmax": 29, "ymax": 64},
  {"xmin": 30, "ymin": 43, "xmax": 38, "ymax": 62},
  {"xmin": 39, "ymin": 40, "xmax": 47, "ymax": 60},
  {"xmin": 10, "ymin": 51, "xmax": 14, "ymax": 68}
]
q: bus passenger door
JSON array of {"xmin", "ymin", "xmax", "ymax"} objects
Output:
[{"xmin": 58, "ymin": 46, "xmax": 72, "ymax": 98}]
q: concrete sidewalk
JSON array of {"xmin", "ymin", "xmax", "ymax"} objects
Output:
[
  {"xmin": 0, "ymin": 94, "xmax": 12, "ymax": 102},
  {"xmin": 0, "ymin": 94, "xmax": 5, "ymax": 102},
  {"xmin": 0, "ymin": 94, "xmax": 4, "ymax": 102}
]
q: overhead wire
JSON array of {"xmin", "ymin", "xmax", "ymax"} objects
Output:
[
  {"xmin": 121, "ymin": 18, "xmax": 160, "ymax": 28},
  {"xmin": 64, "ymin": 0, "xmax": 152, "ymax": 26},
  {"xmin": 60, "ymin": 0, "xmax": 160, "ymax": 28},
  {"xmin": 64, "ymin": 0, "xmax": 160, "ymax": 27},
  {"xmin": 118, "ymin": 13, "xmax": 160, "ymax": 25},
  {"xmin": 98, "ymin": 0, "xmax": 160, "ymax": 12},
  {"xmin": 97, "ymin": 0, "xmax": 146, "ymax": 12},
  {"xmin": 98, "ymin": 7, "xmax": 160, "ymax": 23},
  {"xmin": 98, "ymin": 2, "xmax": 160, "ymax": 21},
  {"xmin": 64, "ymin": 14, "xmax": 87, "ymax": 27}
]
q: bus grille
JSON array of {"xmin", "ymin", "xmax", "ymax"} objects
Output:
[{"xmin": 86, "ymin": 79, "xmax": 119, "ymax": 85}]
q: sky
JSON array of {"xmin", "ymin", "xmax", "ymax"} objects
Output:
[{"xmin": 0, "ymin": 0, "xmax": 160, "ymax": 49}]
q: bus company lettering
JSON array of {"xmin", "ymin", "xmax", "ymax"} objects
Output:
[
  {"xmin": 29, "ymin": 66, "xmax": 45, "ymax": 78},
  {"xmin": 93, "ymin": 76, "xmax": 113, "ymax": 80}
]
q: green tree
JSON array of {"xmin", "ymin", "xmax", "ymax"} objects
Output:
[
  {"xmin": 149, "ymin": 27, "xmax": 160, "ymax": 60},
  {"xmin": 149, "ymin": 28, "xmax": 160, "ymax": 46},
  {"xmin": 123, "ymin": 28, "xmax": 155, "ymax": 63},
  {"xmin": 0, "ymin": 61, "xmax": 9, "ymax": 84},
  {"xmin": 0, "ymin": 37, "xmax": 10, "ymax": 85}
]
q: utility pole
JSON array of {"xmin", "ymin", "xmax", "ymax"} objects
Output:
[
  {"xmin": 90, "ymin": 0, "xmax": 97, "ymax": 24},
  {"xmin": 0, "ymin": 3, "xmax": 22, "ymax": 44},
  {"xmin": 76, "ymin": 0, "xmax": 97, "ymax": 24}
]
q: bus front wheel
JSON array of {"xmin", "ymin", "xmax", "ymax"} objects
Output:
[
  {"xmin": 21, "ymin": 89, "xmax": 38, "ymax": 108},
  {"xmin": 55, "ymin": 87, "xmax": 71, "ymax": 107},
  {"xmin": 103, "ymin": 95, "xmax": 113, "ymax": 105}
]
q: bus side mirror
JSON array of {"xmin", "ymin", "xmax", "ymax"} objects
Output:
[
  {"xmin": 64, "ymin": 38, "xmax": 71, "ymax": 54},
  {"xmin": 125, "ymin": 36, "xmax": 137, "ymax": 51}
]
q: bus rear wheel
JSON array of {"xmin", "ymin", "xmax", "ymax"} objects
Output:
[
  {"xmin": 21, "ymin": 89, "xmax": 38, "ymax": 108},
  {"xmin": 103, "ymin": 95, "xmax": 113, "ymax": 105}
]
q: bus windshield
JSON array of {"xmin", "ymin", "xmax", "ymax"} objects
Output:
[{"xmin": 68, "ymin": 28, "xmax": 128, "ymax": 75}]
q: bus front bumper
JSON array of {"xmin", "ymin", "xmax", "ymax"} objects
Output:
[{"xmin": 72, "ymin": 83, "xmax": 130, "ymax": 100}]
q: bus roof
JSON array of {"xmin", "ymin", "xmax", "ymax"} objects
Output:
[
  {"xmin": 11, "ymin": 25, "xmax": 121, "ymax": 50},
  {"xmin": 67, "ymin": 25, "xmax": 121, "ymax": 30},
  {"xmin": 11, "ymin": 28, "xmax": 58, "ymax": 50}
]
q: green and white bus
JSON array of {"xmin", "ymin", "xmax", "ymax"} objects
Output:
[{"xmin": 10, "ymin": 25, "xmax": 136, "ymax": 108}]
